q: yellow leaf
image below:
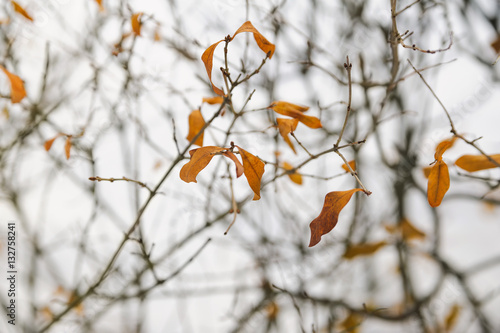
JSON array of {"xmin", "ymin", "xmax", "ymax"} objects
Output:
[
  {"xmin": 400, "ymin": 218, "xmax": 426, "ymax": 241},
  {"xmin": 444, "ymin": 304, "xmax": 461, "ymax": 332},
  {"xmin": 202, "ymin": 96, "xmax": 225, "ymax": 104},
  {"xmin": 455, "ymin": 154, "xmax": 500, "ymax": 172},
  {"xmin": 266, "ymin": 301, "xmax": 279, "ymax": 320},
  {"xmin": 0, "ymin": 65, "xmax": 27, "ymax": 103},
  {"xmin": 342, "ymin": 160, "xmax": 356, "ymax": 173},
  {"xmin": 282, "ymin": 161, "xmax": 302, "ymax": 185},
  {"xmin": 427, "ymin": 160, "xmax": 449, "ymax": 207},
  {"xmin": 269, "ymin": 101, "xmax": 322, "ymax": 129},
  {"xmin": 186, "ymin": 109, "xmax": 205, "ymax": 146},
  {"xmin": 180, "ymin": 146, "xmax": 226, "ymax": 183},
  {"xmin": 64, "ymin": 137, "xmax": 72, "ymax": 160},
  {"xmin": 222, "ymin": 151, "xmax": 244, "ymax": 178},
  {"xmin": 276, "ymin": 118, "xmax": 299, "ymax": 153},
  {"xmin": 2, "ymin": 105, "xmax": 9, "ymax": 119},
  {"xmin": 231, "ymin": 21, "xmax": 275, "ymax": 59},
  {"xmin": 309, "ymin": 189, "xmax": 363, "ymax": 247},
  {"xmin": 343, "ymin": 241, "xmax": 387, "ymax": 259},
  {"xmin": 131, "ymin": 12, "xmax": 143, "ymax": 36},
  {"xmin": 11, "ymin": 1, "xmax": 33, "ymax": 21},
  {"xmin": 434, "ymin": 137, "xmax": 457, "ymax": 161},
  {"xmin": 236, "ymin": 146, "xmax": 265, "ymax": 200},
  {"xmin": 201, "ymin": 40, "xmax": 225, "ymax": 96}
]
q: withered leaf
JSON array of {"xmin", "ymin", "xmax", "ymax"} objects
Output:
[
  {"xmin": 131, "ymin": 12, "xmax": 143, "ymax": 36},
  {"xmin": 236, "ymin": 146, "xmax": 265, "ymax": 200},
  {"xmin": 338, "ymin": 311, "xmax": 363, "ymax": 333},
  {"xmin": 455, "ymin": 154, "xmax": 500, "ymax": 172},
  {"xmin": 422, "ymin": 165, "xmax": 432, "ymax": 178},
  {"xmin": 11, "ymin": 1, "xmax": 33, "ymax": 21},
  {"xmin": 444, "ymin": 304, "xmax": 461, "ymax": 332},
  {"xmin": 201, "ymin": 40, "xmax": 225, "ymax": 96},
  {"xmin": 276, "ymin": 118, "xmax": 299, "ymax": 153},
  {"xmin": 282, "ymin": 162, "xmax": 302, "ymax": 185},
  {"xmin": 269, "ymin": 101, "xmax": 322, "ymax": 129},
  {"xmin": 385, "ymin": 218, "xmax": 426, "ymax": 241},
  {"xmin": 343, "ymin": 241, "xmax": 387, "ymax": 259},
  {"xmin": 64, "ymin": 137, "xmax": 72, "ymax": 160},
  {"xmin": 434, "ymin": 137, "xmax": 457, "ymax": 161},
  {"xmin": 232, "ymin": 21, "xmax": 275, "ymax": 58},
  {"xmin": 222, "ymin": 151, "xmax": 244, "ymax": 178},
  {"xmin": 186, "ymin": 109, "xmax": 205, "ymax": 146},
  {"xmin": 0, "ymin": 65, "xmax": 27, "ymax": 103},
  {"xmin": 342, "ymin": 160, "xmax": 356, "ymax": 173},
  {"xmin": 180, "ymin": 146, "xmax": 226, "ymax": 183},
  {"xmin": 93, "ymin": 0, "xmax": 104, "ymax": 12},
  {"xmin": 427, "ymin": 160, "xmax": 449, "ymax": 207},
  {"xmin": 202, "ymin": 96, "xmax": 225, "ymax": 104},
  {"xmin": 309, "ymin": 189, "xmax": 363, "ymax": 247},
  {"xmin": 491, "ymin": 35, "xmax": 500, "ymax": 54},
  {"xmin": 44, "ymin": 136, "xmax": 59, "ymax": 151}
]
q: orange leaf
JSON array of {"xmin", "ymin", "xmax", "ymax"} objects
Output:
[
  {"xmin": 180, "ymin": 146, "xmax": 226, "ymax": 183},
  {"xmin": 427, "ymin": 160, "xmax": 449, "ymax": 207},
  {"xmin": 282, "ymin": 162, "xmax": 302, "ymax": 185},
  {"xmin": 343, "ymin": 241, "xmax": 387, "ymax": 259},
  {"xmin": 236, "ymin": 146, "xmax": 265, "ymax": 200},
  {"xmin": 342, "ymin": 160, "xmax": 356, "ymax": 173},
  {"xmin": 455, "ymin": 154, "xmax": 500, "ymax": 172},
  {"xmin": 202, "ymin": 96, "xmax": 225, "ymax": 104},
  {"xmin": 11, "ymin": 1, "xmax": 33, "ymax": 21},
  {"xmin": 385, "ymin": 218, "xmax": 426, "ymax": 241},
  {"xmin": 434, "ymin": 137, "xmax": 457, "ymax": 161},
  {"xmin": 201, "ymin": 40, "xmax": 225, "ymax": 96},
  {"xmin": 309, "ymin": 189, "xmax": 363, "ymax": 247},
  {"xmin": 269, "ymin": 101, "xmax": 322, "ymax": 129},
  {"xmin": 0, "ymin": 65, "xmax": 27, "ymax": 103},
  {"xmin": 44, "ymin": 137, "xmax": 58, "ymax": 151},
  {"xmin": 276, "ymin": 118, "xmax": 299, "ymax": 153},
  {"xmin": 338, "ymin": 311, "xmax": 363, "ymax": 333},
  {"xmin": 231, "ymin": 21, "xmax": 275, "ymax": 59},
  {"xmin": 64, "ymin": 137, "xmax": 72, "ymax": 160},
  {"xmin": 186, "ymin": 109, "xmax": 205, "ymax": 146},
  {"xmin": 422, "ymin": 165, "xmax": 432, "ymax": 178},
  {"xmin": 131, "ymin": 12, "xmax": 143, "ymax": 36},
  {"xmin": 93, "ymin": 0, "xmax": 104, "ymax": 12},
  {"xmin": 222, "ymin": 151, "xmax": 244, "ymax": 178}
]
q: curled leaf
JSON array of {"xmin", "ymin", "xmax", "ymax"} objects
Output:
[
  {"xmin": 269, "ymin": 101, "xmax": 322, "ymax": 129},
  {"xmin": 201, "ymin": 40, "xmax": 225, "ymax": 96},
  {"xmin": 11, "ymin": 1, "xmax": 33, "ymax": 21},
  {"xmin": 131, "ymin": 12, "xmax": 143, "ymax": 36},
  {"xmin": 427, "ymin": 160, "xmax": 449, "ymax": 207},
  {"xmin": 236, "ymin": 146, "xmax": 265, "ymax": 200},
  {"xmin": 232, "ymin": 21, "xmax": 275, "ymax": 58},
  {"xmin": 222, "ymin": 151, "xmax": 244, "ymax": 178},
  {"xmin": 186, "ymin": 109, "xmax": 205, "ymax": 146},
  {"xmin": 282, "ymin": 162, "xmax": 302, "ymax": 185},
  {"xmin": 434, "ymin": 137, "xmax": 457, "ymax": 161},
  {"xmin": 202, "ymin": 96, "xmax": 225, "ymax": 104},
  {"xmin": 0, "ymin": 65, "xmax": 27, "ymax": 103},
  {"xmin": 276, "ymin": 118, "xmax": 299, "ymax": 153},
  {"xmin": 342, "ymin": 160, "xmax": 356, "ymax": 173},
  {"xmin": 455, "ymin": 154, "xmax": 500, "ymax": 172},
  {"xmin": 343, "ymin": 241, "xmax": 387, "ymax": 259},
  {"xmin": 64, "ymin": 137, "xmax": 72, "ymax": 160},
  {"xmin": 309, "ymin": 189, "xmax": 363, "ymax": 247},
  {"xmin": 180, "ymin": 146, "xmax": 226, "ymax": 183}
]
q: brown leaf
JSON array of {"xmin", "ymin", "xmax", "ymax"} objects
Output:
[
  {"xmin": 385, "ymin": 218, "xmax": 426, "ymax": 241},
  {"xmin": 338, "ymin": 311, "xmax": 362, "ymax": 333},
  {"xmin": 282, "ymin": 162, "xmax": 302, "ymax": 185},
  {"xmin": 342, "ymin": 160, "xmax": 356, "ymax": 173},
  {"xmin": 64, "ymin": 137, "xmax": 72, "ymax": 160},
  {"xmin": 491, "ymin": 35, "xmax": 500, "ymax": 54},
  {"xmin": 276, "ymin": 118, "xmax": 299, "ymax": 153},
  {"xmin": 455, "ymin": 154, "xmax": 500, "ymax": 172},
  {"xmin": 131, "ymin": 12, "xmax": 143, "ymax": 36},
  {"xmin": 180, "ymin": 146, "xmax": 226, "ymax": 183},
  {"xmin": 444, "ymin": 304, "xmax": 461, "ymax": 332},
  {"xmin": 309, "ymin": 189, "xmax": 363, "ymax": 247},
  {"xmin": 222, "ymin": 151, "xmax": 244, "ymax": 178},
  {"xmin": 202, "ymin": 96, "xmax": 225, "ymax": 104},
  {"xmin": 427, "ymin": 160, "xmax": 450, "ymax": 207},
  {"xmin": 201, "ymin": 40, "xmax": 225, "ymax": 96},
  {"xmin": 232, "ymin": 21, "xmax": 275, "ymax": 59},
  {"xmin": 269, "ymin": 101, "xmax": 322, "ymax": 129},
  {"xmin": 11, "ymin": 1, "xmax": 33, "ymax": 21},
  {"xmin": 186, "ymin": 109, "xmax": 205, "ymax": 146},
  {"xmin": 0, "ymin": 65, "xmax": 27, "ymax": 103},
  {"xmin": 434, "ymin": 137, "xmax": 457, "ymax": 161},
  {"xmin": 343, "ymin": 241, "xmax": 387, "ymax": 259},
  {"xmin": 236, "ymin": 146, "xmax": 265, "ymax": 200}
]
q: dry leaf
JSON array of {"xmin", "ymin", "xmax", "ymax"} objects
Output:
[
  {"xmin": 11, "ymin": 1, "xmax": 33, "ymax": 21},
  {"xmin": 343, "ymin": 241, "xmax": 387, "ymax": 259},
  {"xmin": 93, "ymin": 0, "xmax": 104, "ymax": 12},
  {"xmin": 444, "ymin": 304, "xmax": 461, "ymax": 332},
  {"xmin": 338, "ymin": 311, "xmax": 362, "ymax": 333},
  {"xmin": 222, "ymin": 151, "xmax": 244, "ymax": 178},
  {"xmin": 201, "ymin": 40, "xmax": 225, "ymax": 96},
  {"xmin": 68, "ymin": 292, "xmax": 84, "ymax": 316},
  {"xmin": 269, "ymin": 101, "xmax": 322, "ymax": 129},
  {"xmin": 202, "ymin": 96, "xmax": 225, "ymax": 104},
  {"xmin": 422, "ymin": 165, "xmax": 432, "ymax": 178},
  {"xmin": 266, "ymin": 302, "xmax": 279, "ymax": 320},
  {"xmin": 180, "ymin": 146, "xmax": 226, "ymax": 183},
  {"xmin": 40, "ymin": 306, "xmax": 53, "ymax": 321},
  {"xmin": 2, "ymin": 105, "xmax": 10, "ymax": 119},
  {"xmin": 153, "ymin": 25, "xmax": 161, "ymax": 41},
  {"xmin": 385, "ymin": 218, "xmax": 426, "ymax": 241},
  {"xmin": 232, "ymin": 21, "xmax": 275, "ymax": 58},
  {"xmin": 491, "ymin": 35, "xmax": 500, "ymax": 54},
  {"xmin": 427, "ymin": 160, "xmax": 449, "ymax": 207},
  {"xmin": 276, "ymin": 118, "xmax": 299, "ymax": 153},
  {"xmin": 455, "ymin": 154, "xmax": 500, "ymax": 172},
  {"xmin": 282, "ymin": 162, "xmax": 302, "ymax": 185},
  {"xmin": 309, "ymin": 189, "xmax": 363, "ymax": 247},
  {"xmin": 186, "ymin": 109, "xmax": 205, "ymax": 146},
  {"xmin": 0, "ymin": 65, "xmax": 27, "ymax": 103},
  {"xmin": 64, "ymin": 137, "xmax": 72, "ymax": 160},
  {"xmin": 342, "ymin": 160, "xmax": 356, "ymax": 173},
  {"xmin": 434, "ymin": 137, "xmax": 457, "ymax": 161},
  {"xmin": 44, "ymin": 137, "xmax": 58, "ymax": 151},
  {"xmin": 236, "ymin": 146, "xmax": 265, "ymax": 200},
  {"xmin": 131, "ymin": 12, "xmax": 143, "ymax": 36}
]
